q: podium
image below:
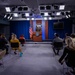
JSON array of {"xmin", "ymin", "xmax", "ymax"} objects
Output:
[{"xmin": 32, "ymin": 32, "xmax": 42, "ymax": 42}]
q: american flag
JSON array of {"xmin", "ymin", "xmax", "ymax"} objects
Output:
[{"xmin": 29, "ymin": 26, "xmax": 33, "ymax": 39}]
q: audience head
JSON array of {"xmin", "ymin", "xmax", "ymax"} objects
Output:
[
  {"xmin": 1, "ymin": 33, "xmax": 5, "ymax": 38},
  {"xmin": 54, "ymin": 33, "xmax": 59, "ymax": 38},
  {"xmin": 65, "ymin": 33, "xmax": 69, "ymax": 36},
  {"xmin": 11, "ymin": 34, "xmax": 17, "ymax": 40},
  {"xmin": 20, "ymin": 35, "xmax": 24, "ymax": 37},
  {"xmin": 71, "ymin": 33, "xmax": 75, "ymax": 38}
]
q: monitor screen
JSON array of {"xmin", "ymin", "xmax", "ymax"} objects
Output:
[{"xmin": 53, "ymin": 22, "xmax": 64, "ymax": 29}]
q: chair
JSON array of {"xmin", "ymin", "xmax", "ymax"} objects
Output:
[
  {"xmin": 63, "ymin": 50, "xmax": 75, "ymax": 75},
  {"xmin": 19, "ymin": 39, "xmax": 25, "ymax": 46},
  {"xmin": 32, "ymin": 32, "xmax": 42, "ymax": 42},
  {"xmin": 53, "ymin": 42, "xmax": 63, "ymax": 55},
  {"xmin": 0, "ymin": 50, "xmax": 6, "ymax": 67},
  {"xmin": 10, "ymin": 42, "xmax": 19, "ymax": 54}
]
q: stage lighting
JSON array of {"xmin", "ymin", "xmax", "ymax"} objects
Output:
[
  {"xmin": 54, "ymin": 5, "xmax": 59, "ymax": 10},
  {"xmin": 5, "ymin": 7, "xmax": 11, "ymax": 12},
  {"xmin": 56, "ymin": 12, "xmax": 61, "ymax": 16},
  {"xmin": 48, "ymin": 13, "xmax": 51, "ymax": 16},
  {"xmin": 46, "ymin": 5, "xmax": 51, "ymax": 10},
  {"xmin": 12, "ymin": 7, "xmax": 16, "ymax": 11},
  {"xmin": 13, "ymin": 13, "xmax": 18, "ymax": 17},
  {"xmin": 59, "ymin": 5, "xmax": 65, "ymax": 10},
  {"xmin": 44, "ymin": 12, "xmax": 48, "ymax": 16},
  {"xmin": 30, "ymin": 13, "xmax": 33, "ymax": 16},
  {"xmin": 40, "ymin": 6, "xmax": 45, "ymax": 10},
  {"xmin": 18, "ymin": 7, "xmax": 22, "ymax": 11},
  {"xmin": 44, "ymin": 17, "xmax": 47, "ymax": 20},
  {"xmin": 25, "ymin": 13, "xmax": 29, "ymax": 17},
  {"xmin": 61, "ymin": 12, "xmax": 65, "ymax": 15},
  {"xmin": 23, "ymin": 7, "xmax": 28, "ymax": 11},
  {"xmin": 41, "ymin": 13, "xmax": 44, "ymax": 16}
]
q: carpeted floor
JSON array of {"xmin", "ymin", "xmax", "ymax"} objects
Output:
[{"xmin": 0, "ymin": 43, "xmax": 64, "ymax": 75}]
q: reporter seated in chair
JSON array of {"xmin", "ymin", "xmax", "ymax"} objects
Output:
[
  {"xmin": 53, "ymin": 33, "xmax": 63, "ymax": 55},
  {"xmin": 59, "ymin": 33, "xmax": 75, "ymax": 65},
  {"xmin": 0, "ymin": 34, "xmax": 9, "ymax": 55},
  {"xmin": 10, "ymin": 34, "xmax": 23, "ymax": 57},
  {"xmin": 19, "ymin": 35, "xmax": 26, "ymax": 46}
]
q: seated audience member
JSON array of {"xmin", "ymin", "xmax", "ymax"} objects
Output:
[
  {"xmin": 19, "ymin": 35, "xmax": 26, "ymax": 46},
  {"xmin": 53, "ymin": 33, "xmax": 63, "ymax": 55},
  {"xmin": 9, "ymin": 33, "xmax": 15, "ymax": 42},
  {"xmin": 59, "ymin": 33, "xmax": 75, "ymax": 64},
  {"xmin": 0, "ymin": 34, "xmax": 9, "ymax": 54},
  {"xmin": 64, "ymin": 33, "xmax": 70, "ymax": 44},
  {"xmin": 10, "ymin": 34, "xmax": 23, "ymax": 57}
]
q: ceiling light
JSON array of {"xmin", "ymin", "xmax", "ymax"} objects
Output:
[
  {"xmin": 18, "ymin": 7, "xmax": 22, "ymax": 11},
  {"xmin": 44, "ymin": 12, "xmax": 48, "ymax": 16},
  {"xmin": 54, "ymin": 5, "xmax": 59, "ymax": 10},
  {"xmin": 10, "ymin": 17, "xmax": 13, "ymax": 20},
  {"xmin": 27, "ymin": 18, "xmax": 30, "ymax": 20},
  {"xmin": 40, "ymin": 6, "xmax": 45, "ymax": 10},
  {"xmin": 68, "ymin": 15, "xmax": 71, "ymax": 17},
  {"xmin": 49, "ymin": 17, "xmax": 52, "ymax": 20},
  {"xmin": 61, "ymin": 12, "xmax": 65, "ymax": 15},
  {"xmin": 5, "ymin": 7, "xmax": 11, "ymax": 12},
  {"xmin": 25, "ymin": 13, "xmax": 29, "ymax": 17},
  {"xmin": 13, "ymin": 13, "xmax": 18, "ymax": 17},
  {"xmin": 48, "ymin": 13, "xmax": 51, "ymax": 16},
  {"xmin": 56, "ymin": 12, "xmax": 61, "ymax": 16},
  {"xmin": 7, "ymin": 16, "xmax": 10, "ymax": 19},
  {"xmin": 31, "ymin": 18, "xmax": 34, "ymax": 20},
  {"xmin": 59, "ymin": 5, "xmax": 65, "ymax": 10},
  {"xmin": 41, "ymin": 13, "xmax": 44, "ymax": 16},
  {"xmin": 4, "ymin": 14, "xmax": 7, "ymax": 18},
  {"xmin": 66, "ymin": 15, "xmax": 69, "ymax": 18},
  {"xmin": 23, "ymin": 7, "xmax": 28, "ymax": 11},
  {"xmin": 44, "ymin": 17, "xmax": 47, "ymax": 20},
  {"xmin": 46, "ymin": 5, "xmax": 51, "ymax": 10}
]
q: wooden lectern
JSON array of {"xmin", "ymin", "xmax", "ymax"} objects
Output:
[{"xmin": 32, "ymin": 32, "xmax": 42, "ymax": 42}]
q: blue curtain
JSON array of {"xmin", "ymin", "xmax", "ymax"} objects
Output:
[
  {"xmin": 48, "ymin": 19, "xmax": 72, "ymax": 39},
  {"xmin": 10, "ymin": 21, "xmax": 30, "ymax": 39},
  {"xmin": 42, "ymin": 20, "xmax": 45, "ymax": 40}
]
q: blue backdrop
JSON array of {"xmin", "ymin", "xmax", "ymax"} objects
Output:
[
  {"xmin": 10, "ymin": 21, "xmax": 30, "ymax": 39},
  {"xmin": 10, "ymin": 19, "xmax": 73, "ymax": 40},
  {"xmin": 48, "ymin": 19, "xmax": 72, "ymax": 39}
]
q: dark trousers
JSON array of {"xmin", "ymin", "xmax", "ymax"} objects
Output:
[
  {"xmin": 59, "ymin": 47, "xmax": 71, "ymax": 62},
  {"xmin": 53, "ymin": 47, "xmax": 60, "ymax": 55}
]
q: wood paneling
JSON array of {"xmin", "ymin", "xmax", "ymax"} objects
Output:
[{"xmin": 45, "ymin": 20, "xmax": 48, "ymax": 39}]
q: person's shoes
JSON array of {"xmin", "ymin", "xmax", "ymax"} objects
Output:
[
  {"xmin": 6, "ymin": 52, "xmax": 9, "ymax": 55},
  {"xmin": 22, "ymin": 44, "xmax": 24, "ymax": 46},
  {"xmin": 14, "ymin": 52, "xmax": 17, "ymax": 54},
  {"xmin": 20, "ymin": 52, "xmax": 23, "ymax": 57},
  {"xmin": 0, "ymin": 63, "xmax": 3, "ymax": 66},
  {"xmin": 70, "ymin": 70, "xmax": 75, "ymax": 74},
  {"xmin": 58, "ymin": 60, "xmax": 63, "ymax": 65}
]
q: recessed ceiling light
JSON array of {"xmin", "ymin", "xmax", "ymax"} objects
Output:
[
  {"xmin": 25, "ymin": 13, "xmax": 29, "ymax": 17},
  {"xmin": 59, "ymin": 5, "xmax": 65, "ymax": 10},
  {"xmin": 49, "ymin": 17, "xmax": 52, "ymax": 20},
  {"xmin": 56, "ymin": 12, "xmax": 61, "ymax": 16},
  {"xmin": 44, "ymin": 17, "xmax": 47, "ymax": 20},
  {"xmin": 4, "ymin": 14, "xmax": 7, "ymax": 18},
  {"xmin": 44, "ymin": 12, "xmax": 48, "ymax": 16},
  {"xmin": 31, "ymin": 18, "xmax": 34, "ymax": 20},
  {"xmin": 27, "ymin": 18, "xmax": 30, "ymax": 20},
  {"xmin": 5, "ymin": 7, "xmax": 11, "ymax": 12},
  {"xmin": 13, "ymin": 13, "xmax": 18, "ymax": 17},
  {"xmin": 10, "ymin": 17, "xmax": 13, "ymax": 20}
]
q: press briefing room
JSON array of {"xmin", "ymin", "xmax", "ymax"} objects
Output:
[{"xmin": 0, "ymin": 0, "xmax": 75, "ymax": 75}]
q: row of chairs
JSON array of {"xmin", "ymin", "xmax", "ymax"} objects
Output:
[
  {"xmin": 53, "ymin": 42, "xmax": 75, "ymax": 74},
  {"xmin": 0, "ymin": 42, "xmax": 22, "ymax": 67}
]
